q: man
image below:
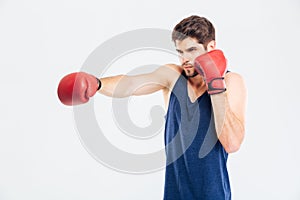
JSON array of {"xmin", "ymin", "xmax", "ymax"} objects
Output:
[{"xmin": 57, "ymin": 15, "xmax": 247, "ymax": 200}]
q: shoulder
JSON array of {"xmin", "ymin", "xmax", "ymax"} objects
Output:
[
  {"xmin": 156, "ymin": 63, "xmax": 182, "ymax": 82},
  {"xmin": 225, "ymin": 71, "xmax": 246, "ymax": 87},
  {"xmin": 225, "ymin": 71, "xmax": 247, "ymax": 97},
  {"xmin": 225, "ymin": 71, "xmax": 243, "ymax": 80},
  {"xmin": 155, "ymin": 64, "xmax": 182, "ymax": 92},
  {"xmin": 164, "ymin": 64, "xmax": 183, "ymax": 85},
  {"xmin": 162, "ymin": 63, "xmax": 183, "ymax": 73}
]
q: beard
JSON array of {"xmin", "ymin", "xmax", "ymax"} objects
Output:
[
  {"xmin": 182, "ymin": 61, "xmax": 199, "ymax": 78},
  {"xmin": 185, "ymin": 68, "xmax": 199, "ymax": 78}
]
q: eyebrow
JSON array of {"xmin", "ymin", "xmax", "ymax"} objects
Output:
[{"xmin": 176, "ymin": 46, "xmax": 198, "ymax": 53}]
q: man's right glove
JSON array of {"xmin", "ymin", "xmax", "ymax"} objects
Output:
[
  {"xmin": 57, "ymin": 72, "xmax": 101, "ymax": 106},
  {"xmin": 194, "ymin": 49, "xmax": 227, "ymax": 95}
]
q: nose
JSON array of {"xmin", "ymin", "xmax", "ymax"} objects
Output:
[{"xmin": 180, "ymin": 53, "xmax": 190, "ymax": 65}]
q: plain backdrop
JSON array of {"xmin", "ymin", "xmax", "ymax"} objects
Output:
[{"xmin": 0, "ymin": 0, "xmax": 300, "ymax": 199}]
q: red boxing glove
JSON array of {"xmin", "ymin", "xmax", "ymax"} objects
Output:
[
  {"xmin": 57, "ymin": 72, "xmax": 101, "ymax": 106},
  {"xmin": 194, "ymin": 49, "xmax": 227, "ymax": 95}
]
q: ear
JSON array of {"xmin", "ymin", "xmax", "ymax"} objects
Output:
[{"xmin": 206, "ymin": 40, "xmax": 216, "ymax": 51}]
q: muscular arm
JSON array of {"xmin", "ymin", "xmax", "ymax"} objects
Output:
[
  {"xmin": 98, "ymin": 64, "xmax": 180, "ymax": 98},
  {"xmin": 211, "ymin": 72, "xmax": 247, "ymax": 153}
]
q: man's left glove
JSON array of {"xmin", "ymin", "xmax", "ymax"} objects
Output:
[{"xmin": 194, "ymin": 49, "xmax": 227, "ymax": 95}]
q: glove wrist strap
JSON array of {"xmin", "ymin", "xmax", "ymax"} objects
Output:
[
  {"xmin": 208, "ymin": 77, "xmax": 226, "ymax": 95},
  {"xmin": 96, "ymin": 78, "xmax": 102, "ymax": 90}
]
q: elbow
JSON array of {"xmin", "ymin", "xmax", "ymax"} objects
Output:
[
  {"xmin": 224, "ymin": 142, "xmax": 241, "ymax": 153},
  {"xmin": 223, "ymin": 132, "xmax": 245, "ymax": 154}
]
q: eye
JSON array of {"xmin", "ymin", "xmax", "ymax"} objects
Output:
[
  {"xmin": 176, "ymin": 50, "xmax": 183, "ymax": 55},
  {"xmin": 187, "ymin": 47, "xmax": 197, "ymax": 52}
]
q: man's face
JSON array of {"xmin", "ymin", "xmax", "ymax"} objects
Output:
[{"xmin": 175, "ymin": 37, "xmax": 207, "ymax": 77}]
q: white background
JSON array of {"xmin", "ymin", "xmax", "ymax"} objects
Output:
[{"xmin": 0, "ymin": 0, "xmax": 300, "ymax": 199}]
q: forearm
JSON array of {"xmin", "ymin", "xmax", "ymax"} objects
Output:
[
  {"xmin": 210, "ymin": 92, "xmax": 245, "ymax": 153},
  {"xmin": 98, "ymin": 73, "xmax": 166, "ymax": 98},
  {"xmin": 98, "ymin": 75, "xmax": 131, "ymax": 98}
]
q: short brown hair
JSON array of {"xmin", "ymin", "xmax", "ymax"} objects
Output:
[{"xmin": 172, "ymin": 15, "xmax": 215, "ymax": 48}]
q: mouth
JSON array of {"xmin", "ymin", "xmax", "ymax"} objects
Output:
[{"xmin": 183, "ymin": 64, "xmax": 194, "ymax": 69}]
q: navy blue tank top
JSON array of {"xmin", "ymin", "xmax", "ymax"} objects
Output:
[{"xmin": 163, "ymin": 72, "xmax": 231, "ymax": 200}]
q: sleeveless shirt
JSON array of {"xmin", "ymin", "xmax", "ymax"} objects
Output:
[{"xmin": 163, "ymin": 72, "xmax": 231, "ymax": 200}]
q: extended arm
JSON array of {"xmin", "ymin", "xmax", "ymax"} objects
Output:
[
  {"xmin": 57, "ymin": 64, "xmax": 179, "ymax": 105},
  {"xmin": 98, "ymin": 64, "xmax": 177, "ymax": 98}
]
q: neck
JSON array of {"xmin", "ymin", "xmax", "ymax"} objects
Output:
[{"xmin": 188, "ymin": 74, "xmax": 205, "ymax": 88}]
